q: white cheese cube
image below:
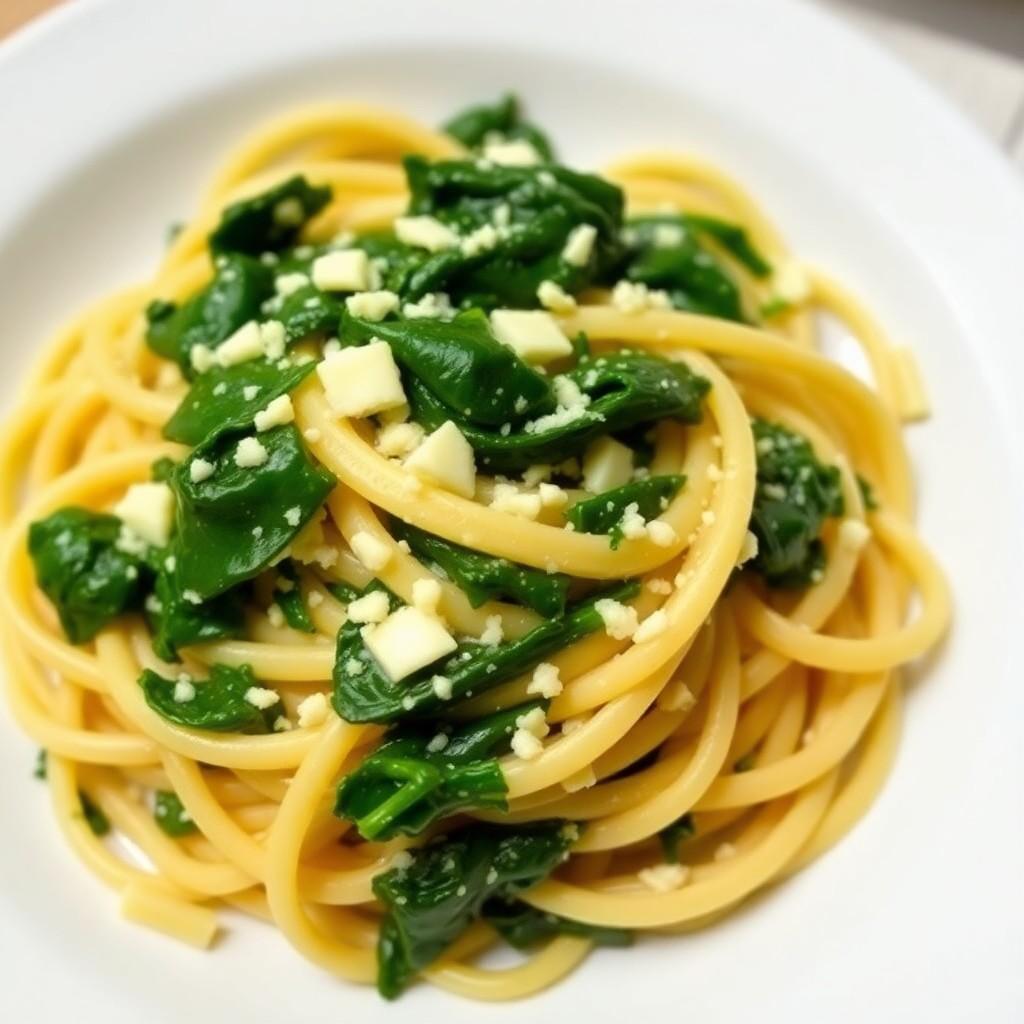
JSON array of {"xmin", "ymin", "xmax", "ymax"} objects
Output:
[
  {"xmin": 482, "ymin": 138, "xmax": 542, "ymax": 166},
  {"xmin": 113, "ymin": 482, "xmax": 175, "ymax": 548},
  {"xmin": 562, "ymin": 224, "xmax": 597, "ymax": 267},
  {"xmin": 404, "ymin": 421, "xmax": 477, "ymax": 498},
  {"xmin": 350, "ymin": 531, "xmax": 392, "ymax": 572},
  {"xmin": 411, "ymin": 578, "xmax": 442, "ymax": 615},
  {"xmin": 364, "ymin": 606, "xmax": 457, "ymax": 682},
  {"xmin": 394, "ymin": 216, "xmax": 459, "ymax": 253},
  {"xmin": 347, "ymin": 591, "xmax": 391, "ymax": 624},
  {"xmin": 345, "ymin": 290, "xmax": 400, "ymax": 322},
  {"xmin": 254, "ymin": 394, "xmax": 294, "ymax": 431},
  {"xmin": 582, "ymin": 437, "xmax": 634, "ymax": 493},
  {"xmin": 311, "ymin": 249, "xmax": 370, "ymax": 292},
  {"xmin": 316, "ymin": 340, "xmax": 406, "ymax": 418},
  {"xmin": 536, "ymin": 279, "xmax": 577, "ymax": 313},
  {"xmin": 489, "ymin": 309, "xmax": 572, "ymax": 364},
  {"xmin": 274, "ymin": 272, "xmax": 309, "ymax": 296},
  {"xmin": 216, "ymin": 321, "xmax": 264, "ymax": 367}
]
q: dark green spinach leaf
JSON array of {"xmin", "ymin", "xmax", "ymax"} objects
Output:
[
  {"xmin": 275, "ymin": 561, "xmax": 316, "ymax": 633},
  {"xmin": 139, "ymin": 663, "xmax": 276, "ymax": 733},
  {"xmin": 79, "ymin": 793, "xmax": 110, "ymax": 837},
  {"xmin": 153, "ymin": 790, "xmax": 198, "ymax": 837},
  {"xmin": 658, "ymin": 812, "xmax": 696, "ymax": 863},
  {"xmin": 443, "ymin": 93, "xmax": 554, "ymax": 161},
  {"xmin": 566, "ymin": 474, "xmax": 685, "ymax": 549},
  {"xmin": 28, "ymin": 508, "xmax": 146, "ymax": 644},
  {"xmin": 481, "ymin": 900, "xmax": 631, "ymax": 949},
  {"xmin": 373, "ymin": 820, "xmax": 576, "ymax": 998}
]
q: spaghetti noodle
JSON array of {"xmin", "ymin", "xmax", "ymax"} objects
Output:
[{"xmin": 0, "ymin": 96, "xmax": 950, "ymax": 1001}]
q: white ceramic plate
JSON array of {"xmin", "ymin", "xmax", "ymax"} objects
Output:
[{"xmin": 1, "ymin": 1, "xmax": 1021, "ymax": 1020}]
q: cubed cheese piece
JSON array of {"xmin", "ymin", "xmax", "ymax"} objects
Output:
[
  {"xmin": 646, "ymin": 520, "xmax": 678, "ymax": 547},
  {"xmin": 254, "ymin": 394, "xmax": 294, "ymax": 431},
  {"xmin": 376, "ymin": 421, "xmax": 424, "ymax": 458},
  {"xmin": 216, "ymin": 321, "xmax": 263, "ymax": 367},
  {"xmin": 404, "ymin": 421, "xmax": 477, "ymax": 498},
  {"xmin": 638, "ymin": 864, "xmax": 690, "ymax": 892},
  {"xmin": 737, "ymin": 530, "xmax": 759, "ymax": 566},
  {"xmin": 482, "ymin": 138, "xmax": 542, "ymax": 166},
  {"xmin": 394, "ymin": 216, "xmax": 459, "ymax": 252},
  {"xmin": 364, "ymin": 606, "xmax": 457, "ymax": 682},
  {"xmin": 478, "ymin": 614, "xmax": 504, "ymax": 646},
  {"xmin": 561, "ymin": 224, "xmax": 597, "ymax": 266},
  {"xmin": 113, "ymin": 482, "xmax": 175, "ymax": 547},
  {"xmin": 347, "ymin": 590, "xmax": 391, "ymax": 624},
  {"xmin": 411, "ymin": 578, "xmax": 442, "ymax": 615},
  {"xmin": 350, "ymin": 530, "xmax": 392, "ymax": 572},
  {"xmin": 489, "ymin": 483, "xmax": 542, "ymax": 520},
  {"xmin": 311, "ymin": 249, "xmax": 370, "ymax": 292},
  {"xmin": 296, "ymin": 693, "xmax": 328, "ymax": 729},
  {"xmin": 582, "ymin": 437, "xmax": 634, "ymax": 493},
  {"xmin": 190, "ymin": 343, "xmax": 216, "ymax": 374},
  {"xmin": 344, "ymin": 290, "xmax": 400, "ymax": 322},
  {"xmin": 275, "ymin": 271, "xmax": 309, "ymax": 296},
  {"xmin": 489, "ymin": 309, "xmax": 572, "ymax": 364},
  {"xmin": 536, "ymin": 279, "xmax": 577, "ymax": 313},
  {"xmin": 316, "ymin": 340, "xmax": 406, "ymax": 418},
  {"xmin": 772, "ymin": 261, "xmax": 811, "ymax": 303}
]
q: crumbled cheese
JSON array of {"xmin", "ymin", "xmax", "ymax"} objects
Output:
[
  {"xmin": 363, "ymin": 606, "xmax": 458, "ymax": 682},
  {"xmin": 562, "ymin": 223, "xmax": 597, "ymax": 266},
  {"xmin": 215, "ymin": 321, "xmax": 264, "ymax": 367},
  {"xmin": 402, "ymin": 292, "xmax": 453, "ymax": 320},
  {"xmin": 350, "ymin": 531, "xmax": 392, "ymax": 572},
  {"xmin": 411, "ymin": 578, "xmax": 442, "ymax": 615},
  {"xmin": 347, "ymin": 590, "xmax": 391, "ymax": 624},
  {"xmin": 561, "ymin": 714, "xmax": 589, "ymax": 735},
  {"xmin": 582, "ymin": 436, "xmax": 634, "ymax": 493},
  {"xmin": 404, "ymin": 421, "xmax": 477, "ymax": 498},
  {"xmin": 482, "ymin": 137, "xmax": 542, "ymax": 166},
  {"xmin": 113, "ymin": 482, "xmax": 175, "ymax": 547},
  {"xmin": 595, "ymin": 598, "xmax": 638, "ymax": 640},
  {"xmin": 272, "ymin": 715, "xmax": 292, "ymax": 732},
  {"xmin": 394, "ymin": 215, "xmax": 459, "ymax": 252},
  {"xmin": 242, "ymin": 385, "xmax": 261, "ymax": 402},
  {"xmin": 345, "ymin": 290, "xmax": 400, "ymax": 322},
  {"xmin": 714, "ymin": 842, "xmax": 737, "ymax": 862},
  {"xmin": 619, "ymin": 502, "xmax": 648, "ymax": 541},
  {"xmin": 190, "ymin": 343, "xmax": 216, "ymax": 374},
  {"xmin": 611, "ymin": 280, "xmax": 672, "ymax": 313},
  {"xmin": 260, "ymin": 320, "xmax": 286, "ymax": 361},
  {"xmin": 538, "ymin": 482, "xmax": 567, "ymax": 508},
  {"xmin": 486, "ymin": 482, "xmax": 541, "ymax": 520},
  {"xmin": 344, "ymin": 658, "xmax": 365, "ymax": 675},
  {"xmin": 522, "ymin": 464, "xmax": 552, "ymax": 488},
  {"xmin": 296, "ymin": 692, "xmax": 329, "ymax": 728},
  {"xmin": 510, "ymin": 729, "xmax": 544, "ymax": 760},
  {"xmin": 459, "ymin": 223, "xmax": 499, "ymax": 257},
  {"xmin": 391, "ymin": 850, "xmax": 414, "ymax": 870},
  {"xmin": 737, "ymin": 530, "xmax": 759, "ymax": 566},
  {"xmin": 479, "ymin": 614, "xmax": 504, "ymax": 647},
  {"xmin": 307, "ymin": 590, "xmax": 324, "ymax": 608},
  {"xmin": 234, "ymin": 436, "xmax": 269, "ymax": 468},
  {"xmin": 376, "ymin": 421, "xmax": 424, "ymax": 458},
  {"xmin": 426, "ymin": 732, "xmax": 449, "ymax": 754},
  {"xmin": 516, "ymin": 706, "xmax": 550, "ymax": 738},
  {"xmin": 182, "ymin": 589, "xmax": 202, "ymax": 605},
  {"xmin": 274, "ymin": 271, "xmax": 309, "ymax": 296},
  {"xmin": 244, "ymin": 686, "xmax": 279, "ymax": 710},
  {"xmin": 273, "ymin": 196, "xmax": 304, "ymax": 226},
  {"xmin": 431, "ymin": 675, "xmax": 453, "ymax": 700},
  {"xmin": 311, "ymin": 249, "xmax": 371, "ymax": 292},
  {"xmin": 317, "ymin": 340, "xmax": 406, "ymax": 418},
  {"xmin": 633, "ymin": 609, "xmax": 668, "ymax": 644},
  {"xmin": 638, "ymin": 864, "xmax": 690, "ymax": 892},
  {"xmin": 282, "ymin": 506, "xmax": 301, "ymax": 527},
  {"xmin": 701, "ymin": 509, "xmax": 717, "ymax": 526},
  {"xmin": 772, "ymin": 261, "xmax": 811, "ymax": 303},
  {"xmin": 646, "ymin": 578, "xmax": 673, "ymax": 595},
  {"xmin": 254, "ymin": 394, "xmax": 294, "ymax": 431},
  {"xmin": 527, "ymin": 662, "xmax": 562, "ymax": 699},
  {"xmin": 838, "ymin": 518, "xmax": 871, "ymax": 551},
  {"xmin": 660, "ymin": 682, "xmax": 696, "ymax": 713},
  {"xmin": 536, "ymin": 279, "xmax": 577, "ymax": 313},
  {"xmin": 172, "ymin": 679, "xmax": 195, "ymax": 703},
  {"xmin": 489, "ymin": 309, "xmax": 572, "ymax": 364},
  {"xmin": 647, "ymin": 520, "xmax": 678, "ymax": 547},
  {"xmin": 266, "ymin": 603, "xmax": 285, "ymax": 628},
  {"xmin": 653, "ymin": 223, "xmax": 686, "ymax": 248}
]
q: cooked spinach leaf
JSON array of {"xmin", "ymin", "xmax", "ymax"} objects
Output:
[
  {"xmin": 153, "ymin": 790, "xmax": 198, "ymax": 837},
  {"xmin": 145, "ymin": 559, "xmax": 244, "ymax": 661},
  {"xmin": 747, "ymin": 419, "xmax": 843, "ymax": 588},
  {"xmin": 410, "ymin": 349, "xmax": 709, "ymax": 473},
  {"xmin": 658, "ymin": 813, "xmax": 696, "ymax": 863},
  {"xmin": 276, "ymin": 283, "xmax": 346, "ymax": 344},
  {"xmin": 145, "ymin": 253, "xmax": 273, "ymax": 373},
  {"xmin": 28, "ymin": 508, "xmax": 146, "ymax": 644},
  {"xmin": 139, "ymin": 663, "xmax": 276, "ymax": 733},
  {"xmin": 33, "ymin": 749, "xmax": 48, "ymax": 780},
  {"xmin": 616, "ymin": 214, "xmax": 769, "ymax": 322},
  {"xmin": 374, "ymin": 820, "xmax": 576, "ymax": 998},
  {"xmin": 395, "ymin": 521, "xmax": 569, "ymax": 617},
  {"xmin": 482, "ymin": 900, "xmax": 631, "ymax": 949},
  {"xmin": 566, "ymin": 474, "xmax": 685, "ymax": 549},
  {"xmin": 275, "ymin": 561, "xmax": 315, "ymax": 633},
  {"xmin": 169, "ymin": 425, "xmax": 335, "ymax": 599},
  {"xmin": 400, "ymin": 156, "xmax": 624, "ymax": 309},
  {"xmin": 343, "ymin": 308, "xmax": 554, "ymax": 427},
  {"xmin": 210, "ymin": 175, "xmax": 332, "ymax": 255},
  {"xmin": 79, "ymin": 793, "xmax": 110, "ymax": 837},
  {"xmin": 333, "ymin": 582, "xmax": 638, "ymax": 724},
  {"xmin": 443, "ymin": 93, "xmax": 554, "ymax": 161},
  {"xmin": 163, "ymin": 357, "xmax": 316, "ymax": 447},
  {"xmin": 334, "ymin": 701, "xmax": 542, "ymax": 840}
]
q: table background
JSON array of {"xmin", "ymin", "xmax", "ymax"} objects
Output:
[{"xmin": 3, "ymin": 0, "xmax": 1024, "ymax": 168}]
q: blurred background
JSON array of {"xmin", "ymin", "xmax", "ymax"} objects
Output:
[{"xmin": 3, "ymin": 0, "xmax": 1023, "ymax": 171}]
